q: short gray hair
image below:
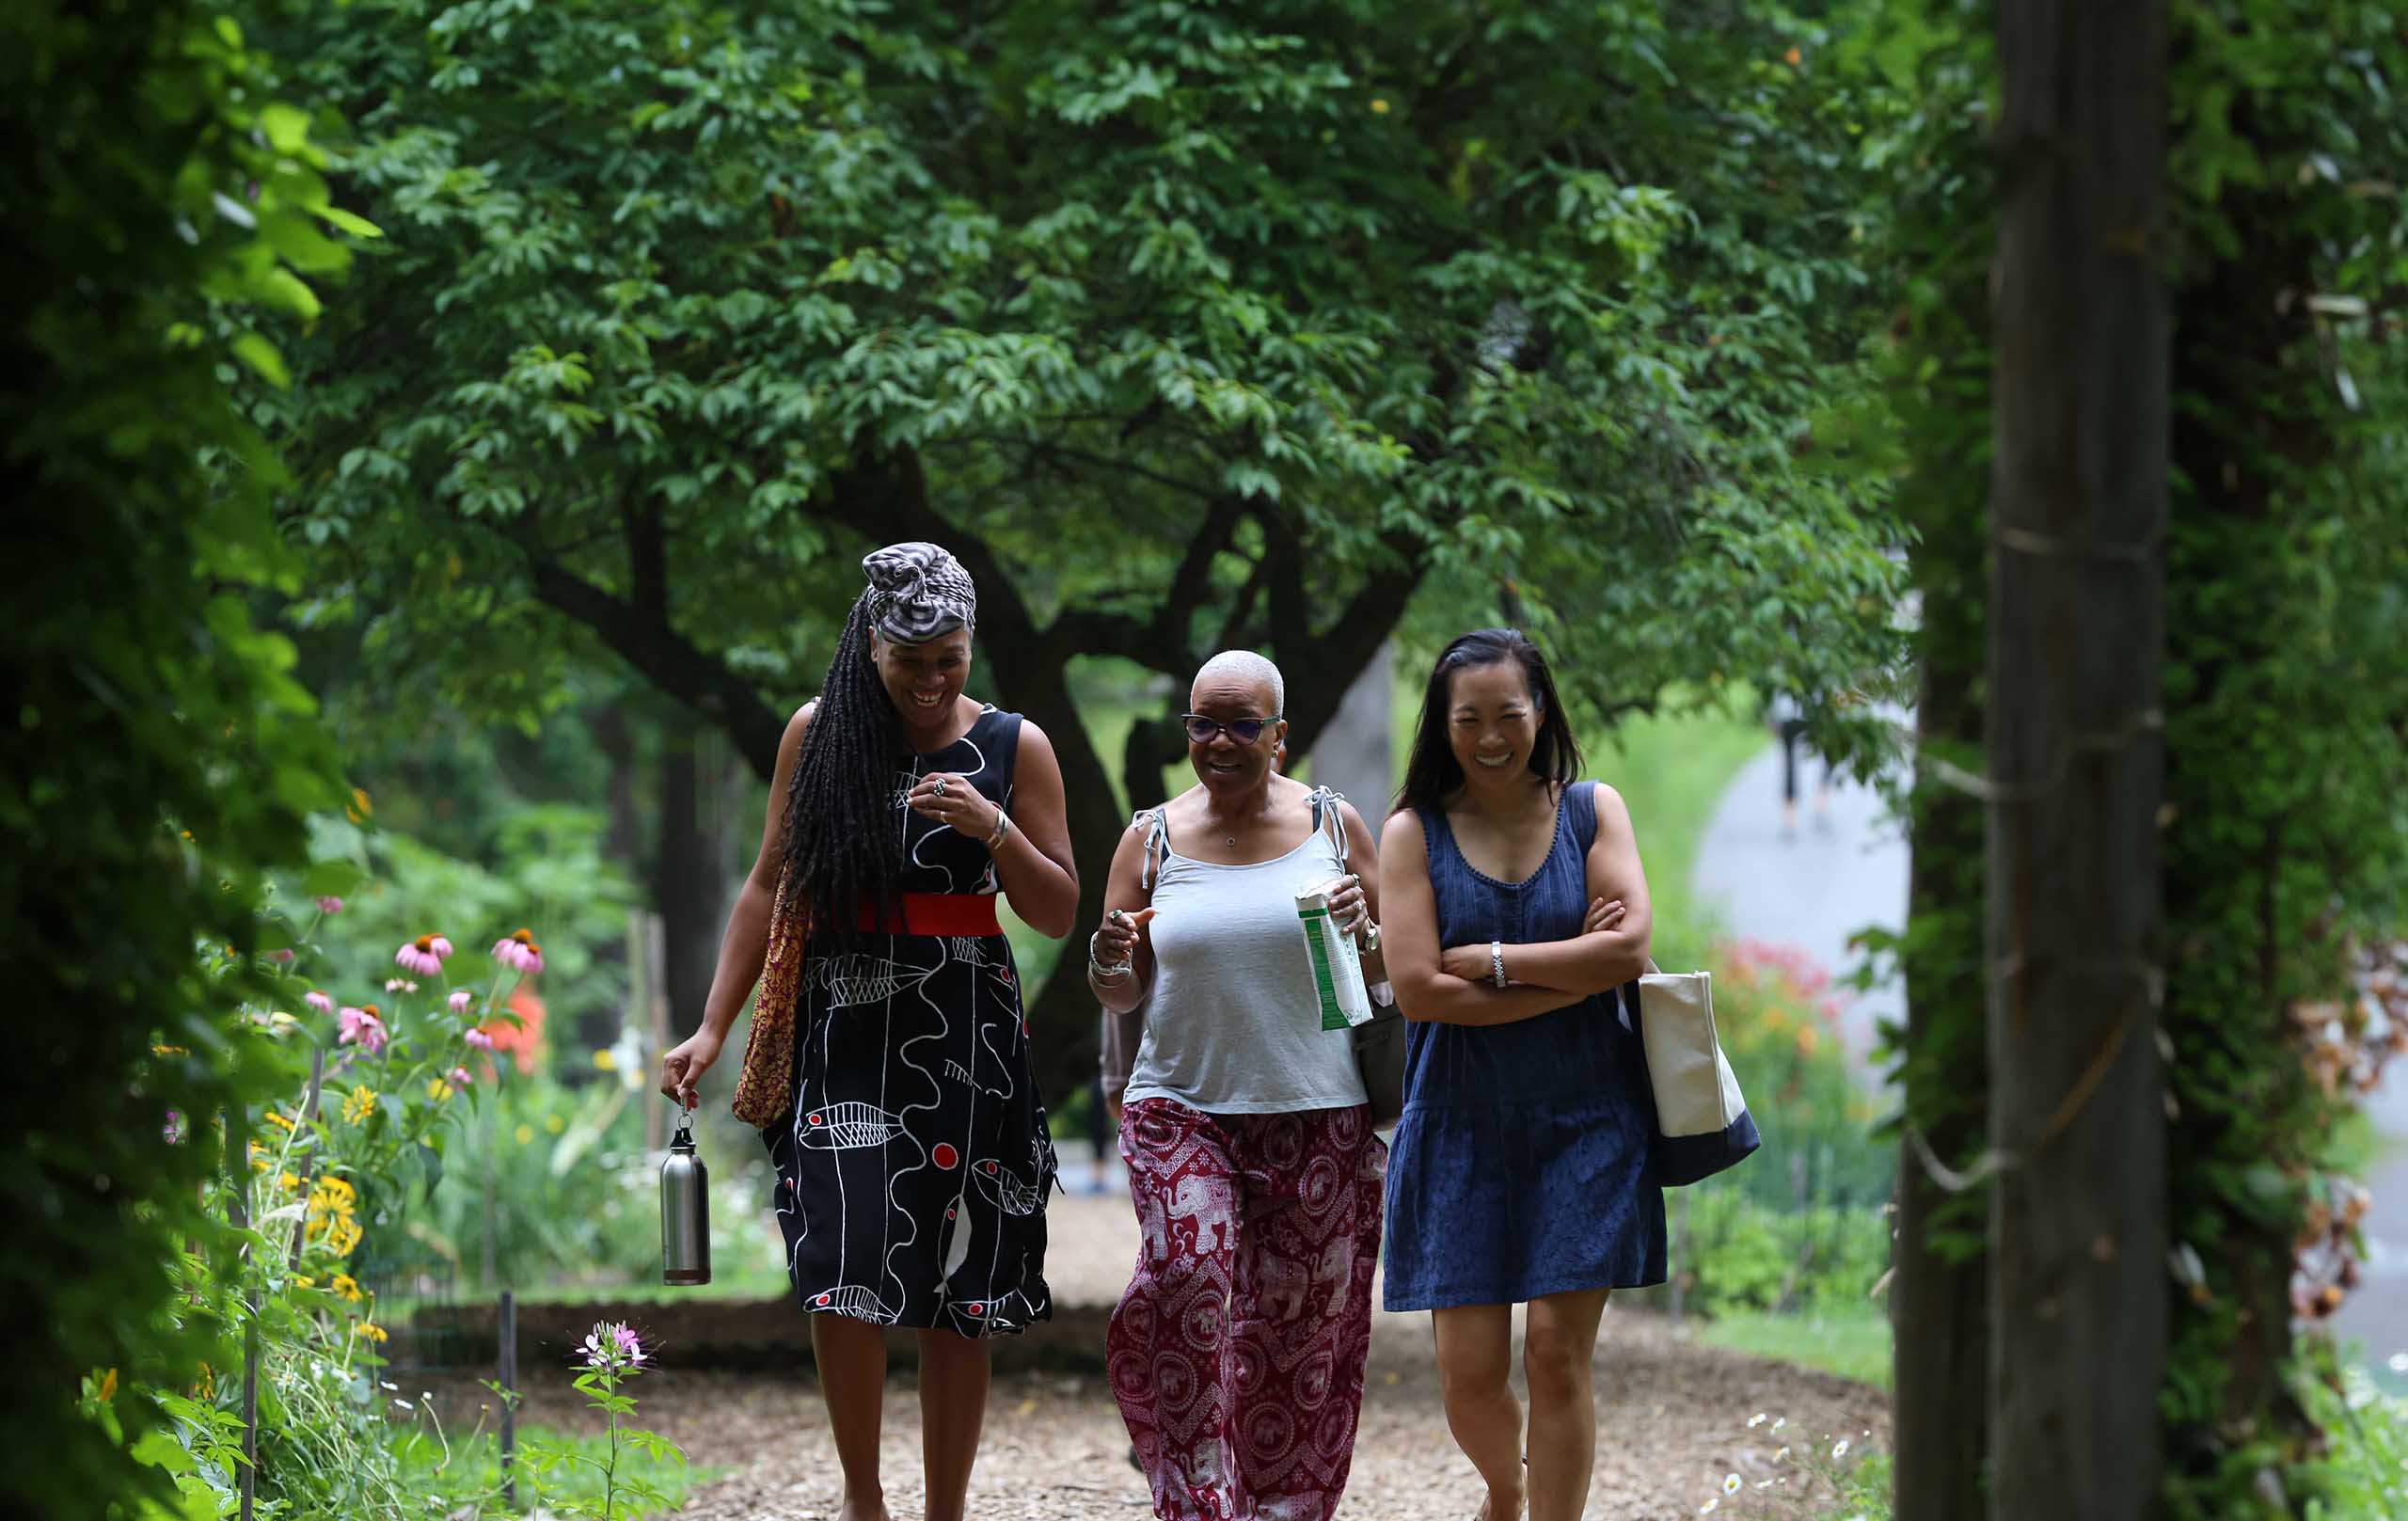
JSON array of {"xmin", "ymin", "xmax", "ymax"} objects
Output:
[{"xmin": 1193, "ymin": 650, "xmax": 1284, "ymax": 715}]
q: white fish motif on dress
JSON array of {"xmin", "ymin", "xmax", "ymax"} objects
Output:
[
  {"xmin": 798, "ymin": 1101, "xmax": 908, "ymax": 1149},
  {"xmin": 936, "ymin": 1193, "xmax": 973, "ymax": 1291},
  {"xmin": 950, "ymin": 1294, "xmax": 1013, "ymax": 1326},
  {"xmin": 943, "ymin": 935, "xmax": 994, "ymax": 967},
  {"xmin": 801, "ymin": 1284, "xmax": 901, "ymax": 1324},
  {"xmin": 811, "ymin": 954, "xmax": 922, "ymax": 1006},
  {"xmin": 974, "ymin": 1156, "xmax": 1042, "ymax": 1216}
]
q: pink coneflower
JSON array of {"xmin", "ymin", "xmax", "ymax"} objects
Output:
[
  {"xmin": 464, "ymin": 1028, "xmax": 496, "ymax": 1052},
  {"xmin": 306, "ymin": 990, "xmax": 334, "ymax": 1015},
  {"xmin": 492, "ymin": 928, "xmax": 545, "ymax": 975},
  {"xmin": 448, "ymin": 990, "xmax": 475, "ymax": 1016},
  {"xmin": 162, "ymin": 1110, "xmax": 187, "ymax": 1145},
  {"xmin": 448, "ymin": 1066, "xmax": 473, "ymax": 1087},
  {"xmin": 268, "ymin": 948, "xmax": 296, "ymax": 965},
  {"xmin": 314, "ymin": 895, "xmax": 343, "ymax": 915},
  {"xmin": 337, "ymin": 1006, "xmax": 388, "ymax": 1056},
  {"xmin": 395, "ymin": 934, "xmax": 447, "ymax": 978}
]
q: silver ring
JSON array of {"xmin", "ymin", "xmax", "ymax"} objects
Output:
[{"xmin": 931, "ymin": 778, "xmax": 947, "ymax": 797}]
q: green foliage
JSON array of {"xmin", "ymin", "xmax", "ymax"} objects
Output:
[
  {"xmin": 303, "ymin": 802, "xmax": 639, "ymax": 1042},
  {"xmin": 1676, "ymin": 1188, "xmax": 1891, "ymax": 1321},
  {"xmin": 2297, "ymin": 1361, "xmax": 2408, "ymax": 1521},
  {"xmin": 2153, "ymin": 4, "xmax": 2408, "ymax": 1514},
  {"xmin": 0, "ymin": 0, "xmax": 378, "ymax": 1511},
  {"xmin": 419, "ymin": 1058, "xmax": 660, "ymax": 1292}
]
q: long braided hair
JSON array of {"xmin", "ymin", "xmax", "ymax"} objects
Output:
[{"xmin": 779, "ymin": 594, "xmax": 908, "ymax": 938}]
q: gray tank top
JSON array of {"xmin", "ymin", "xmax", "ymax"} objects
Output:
[{"xmin": 1120, "ymin": 787, "xmax": 1370, "ymax": 1115}]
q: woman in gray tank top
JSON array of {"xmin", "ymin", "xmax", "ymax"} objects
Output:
[{"xmin": 1086, "ymin": 651, "xmax": 1390, "ymax": 1521}]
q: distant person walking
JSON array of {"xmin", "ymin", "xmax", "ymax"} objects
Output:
[
  {"xmin": 1379, "ymin": 628, "xmax": 1664, "ymax": 1521},
  {"xmin": 657, "ymin": 542, "xmax": 1081, "ymax": 1521},
  {"xmin": 1091, "ymin": 651, "xmax": 1389, "ymax": 1521},
  {"xmin": 1766, "ymin": 689, "xmax": 1830, "ymax": 834}
]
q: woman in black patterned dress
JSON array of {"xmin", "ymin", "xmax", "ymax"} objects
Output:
[{"xmin": 660, "ymin": 543, "xmax": 1079, "ymax": 1521}]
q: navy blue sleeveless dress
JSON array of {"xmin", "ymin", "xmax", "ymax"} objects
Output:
[{"xmin": 1382, "ymin": 782, "xmax": 1667, "ymax": 1310}]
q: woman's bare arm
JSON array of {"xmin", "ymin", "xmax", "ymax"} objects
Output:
[
  {"xmin": 661, "ymin": 703, "xmax": 814, "ymax": 1102},
  {"xmin": 988, "ymin": 720, "xmax": 1079, "ymax": 937}
]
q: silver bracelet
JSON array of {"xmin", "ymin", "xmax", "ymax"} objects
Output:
[
  {"xmin": 1087, "ymin": 931, "xmax": 1133, "ymax": 982},
  {"xmin": 1490, "ymin": 939, "xmax": 1508, "ymax": 988},
  {"xmin": 984, "ymin": 810, "xmax": 1010, "ymax": 850}
]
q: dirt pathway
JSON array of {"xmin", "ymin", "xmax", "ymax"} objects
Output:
[{"xmin": 481, "ymin": 1196, "xmax": 1887, "ymax": 1520}]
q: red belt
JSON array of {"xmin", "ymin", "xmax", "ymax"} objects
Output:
[{"xmin": 854, "ymin": 893, "xmax": 1002, "ymax": 937}]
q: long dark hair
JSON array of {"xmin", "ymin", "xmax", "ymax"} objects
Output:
[
  {"xmin": 1393, "ymin": 628, "xmax": 1584, "ymax": 815},
  {"xmin": 780, "ymin": 594, "xmax": 908, "ymax": 935}
]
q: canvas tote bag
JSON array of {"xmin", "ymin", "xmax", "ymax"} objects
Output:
[{"xmin": 1629, "ymin": 962, "xmax": 1761, "ymax": 1185}]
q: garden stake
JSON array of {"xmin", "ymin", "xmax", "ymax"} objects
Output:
[
  {"xmin": 499, "ymin": 1288, "xmax": 517, "ymax": 1507},
  {"xmin": 226, "ymin": 1117, "xmax": 260, "ymax": 1521},
  {"xmin": 285, "ymin": 1051, "xmax": 328, "ymax": 1267}
]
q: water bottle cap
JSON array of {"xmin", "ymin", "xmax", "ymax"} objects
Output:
[{"xmin": 670, "ymin": 1102, "xmax": 696, "ymax": 1149}]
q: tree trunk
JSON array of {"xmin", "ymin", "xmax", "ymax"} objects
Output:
[
  {"xmin": 1987, "ymin": 6, "xmax": 2170, "ymax": 1517},
  {"xmin": 1893, "ymin": 652, "xmax": 1989, "ymax": 1521}
]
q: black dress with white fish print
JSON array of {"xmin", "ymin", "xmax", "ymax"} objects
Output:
[{"xmin": 763, "ymin": 705, "xmax": 1056, "ymax": 1336}]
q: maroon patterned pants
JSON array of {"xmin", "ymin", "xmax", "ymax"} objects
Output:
[{"xmin": 1108, "ymin": 1098, "xmax": 1386, "ymax": 1521}]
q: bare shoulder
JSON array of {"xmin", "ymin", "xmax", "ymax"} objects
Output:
[
  {"xmin": 1379, "ymin": 807, "xmax": 1430, "ymax": 861},
  {"xmin": 1335, "ymin": 796, "xmax": 1380, "ymax": 841},
  {"xmin": 1590, "ymin": 780, "xmax": 1633, "ymax": 821}
]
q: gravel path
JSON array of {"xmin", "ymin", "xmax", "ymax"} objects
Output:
[{"xmin": 478, "ymin": 1195, "xmax": 1888, "ymax": 1520}]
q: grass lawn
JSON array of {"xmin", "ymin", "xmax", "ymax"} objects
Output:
[{"xmin": 1698, "ymin": 1305, "xmax": 1893, "ymax": 1390}]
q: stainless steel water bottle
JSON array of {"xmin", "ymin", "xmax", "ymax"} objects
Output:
[{"xmin": 660, "ymin": 1105, "xmax": 710, "ymax": 1286}]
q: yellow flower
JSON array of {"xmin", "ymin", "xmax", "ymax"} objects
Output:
[
  {"xmin": 346, "ymin": 786, "xmax": 372, "ymax": 822},
  {"xmin": 427, "ymin": 1077, "xmax": 454, "ymax": 1101},
  {"xmin": 544, "ymin": 1114, "xmax": 565, "ymax": 1134},
  {"xmin": 331, "ymin": 1273, "xmax": 362, "ymax": 1303},
  {"xmin": 248, "ymin": 1142, "xmax": 272, "ymax": 1173},
  {"xmin": 95, "ymin": 1368, "xmax": 119, "ymax": 1403},
  {"xmin": 293, "ymin": 1274, "xmax": 317, "ymax": 1289},
  {"xmin": 1370, "ymin": 96, "xmax": 1390, "ymax": 114},
  {"xmin": 324, "ymin": 1214, "xmax": 363, "ymax": 1258},
  {"xmin": 263, "ymin": 1111, "xmax": 296, "ymax": 1132},
  {"xmin": 279, "ymin": 1171, "xmax": 302, "ymax": 1193},
  {"xmin": 151, "ymin": 1044, "xmax": 188, "ymax": 1057},
  {"xmin": 591, "ymin": 1048, "xmax": 619, "ymax": 1072},
  {"xmin": 193, "ymin": 1363, "xmax": 215, "ymax": 1401},
  {"xmin": 515, "ymin": 1124, "xmax": 535, "ymax": 1146},
  {"xmin": 353, "ymin": 1321, "xmax": 388, "ymax": 1344},
  {"xmin": 342, "ymin": 1085, "xmax": 376, "ymax": 1124}
]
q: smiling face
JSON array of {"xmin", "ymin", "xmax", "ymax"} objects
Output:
[
  {"xmin": 869, "ymin": 626, "xmax": 973, "ymax": 726},
  {"xmin": 1445, "ymin": 658, "xmax": 1543, "ymax": 791},
  {"xmin": 1186, "ymin": 670, "xmax": 1285, "ymax": 797}
]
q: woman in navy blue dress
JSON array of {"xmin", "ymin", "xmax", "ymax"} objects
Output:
[{"xmin": 1378, "ymin": 628, "xmax": 1665, "ymax": 1521}]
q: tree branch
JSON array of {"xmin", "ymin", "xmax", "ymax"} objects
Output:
[{"xmin": 515, "ymin": 541, "xmax": 787, "ymax": 778}]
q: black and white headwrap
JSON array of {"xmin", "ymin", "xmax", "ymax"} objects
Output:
[{"xmin": 861, "ymin": 541, "xmax": 977, "ymax": 643}]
